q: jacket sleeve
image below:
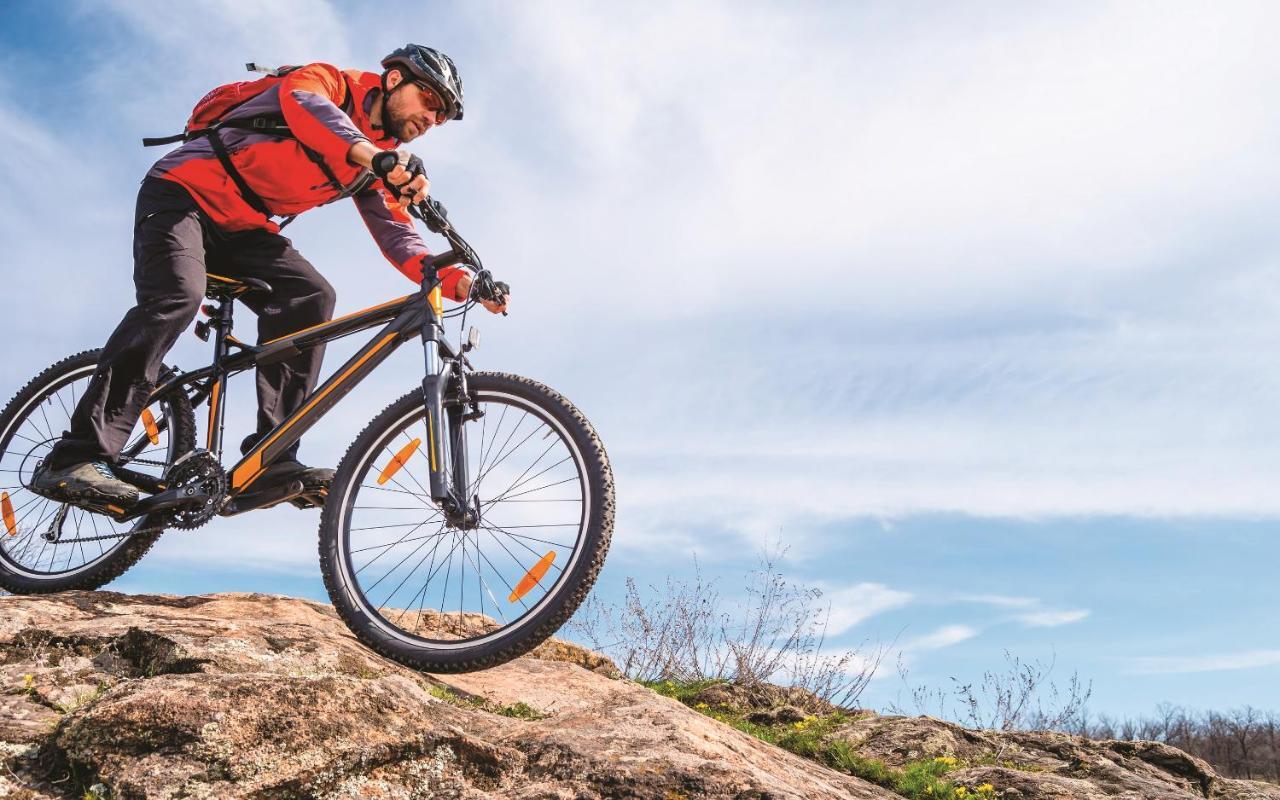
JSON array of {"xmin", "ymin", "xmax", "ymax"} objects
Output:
[
  {"xmin": 277, "ymin": 63, "xmax": 369, "ymax": 177},
  {"xmin": 353, "ymin": 187, "xmax": 470, "ymax": 298}
]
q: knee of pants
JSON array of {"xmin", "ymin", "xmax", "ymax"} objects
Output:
[
  {"xmin": 308, "ymin": 275, "xmax": 337, "ymax": 322},
  {"xmin": 145, "ymin": 280, "xmax": 205, "ymax": 333}
]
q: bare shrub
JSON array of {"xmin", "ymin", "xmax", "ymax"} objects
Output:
[
  {"xmin": 890, "ymin": 649, "xmax": 1092, "ymax": 733},
  {"xmin": 568, "ymin": 548, "xmax": 886, "ymax": 709}
]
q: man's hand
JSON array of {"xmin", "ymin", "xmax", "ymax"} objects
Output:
[
  {"xmin": 454, "ymin": 273, "xmax": 510, "ymax": 315},
  {"xmin": 370, "ymin": 149, "xmax": 429, "ymax": 207}
]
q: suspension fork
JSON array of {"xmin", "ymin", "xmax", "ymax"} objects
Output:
[{"xmin": 420, "ymin": 281, "xmax": 469, "ymax": 514}]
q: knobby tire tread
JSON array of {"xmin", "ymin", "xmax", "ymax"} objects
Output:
[
  {"xmin": 319, "ymin": 371, "xmax": 614, "ymax": 673},
  {"xmin": 0, "ymin": 350, "xmax": 196, "ymax": 594}
]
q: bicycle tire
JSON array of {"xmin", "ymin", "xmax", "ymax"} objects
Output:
[
  {"xmin": 319, "ymin": 371, "xmax": 614, "ymax": 672},
  {"xmin": 0, "ymin": 350, "xmax": 196, "ymax": 594}
]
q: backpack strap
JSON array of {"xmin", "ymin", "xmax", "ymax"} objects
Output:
[
  {"xmin": 142, "ymin": 133, "xmax": 188, "ymax": 147},
  {"xmin": 204, "ymin": 126, "xmax": 273, "ymax": 217}
]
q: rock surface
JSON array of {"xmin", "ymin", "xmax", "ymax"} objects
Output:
[
  {"xmin": 3, "ymin": 592, "xmax": 1277, "ymax": 800},
  {"xmin": 831, "ymin": 712, "xmax": 1280, "ymax": 799},
  {"xmin": 0, "ymin": 592, "xmax": 892, "ymax": 799}
]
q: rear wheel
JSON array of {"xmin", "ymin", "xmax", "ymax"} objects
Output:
[
  {"xmin": 0, "ymin": 350, "xmax": 196, "ymax": 594},
  {"xmin": 320, "ymin": 371, "xmax": 614, "ymax": 672}
]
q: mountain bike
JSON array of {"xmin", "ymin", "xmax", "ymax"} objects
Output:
[{"xmin": 0, "ymin": 199, "xmax": 615, "ymax": 673}]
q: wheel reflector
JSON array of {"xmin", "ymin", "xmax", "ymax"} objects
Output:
[
  {"xmin": 509, "ymin": 550, "xmax": 556, "ymax": 603},
  {"xmin": 1, "ymin": 492, "xmax": 14, "ymax": 536},
  {"xmin": 377, "ymin": 438, "xmax": 422, "ymax": 485},
  {"xmin": 141, "ymin": 408, "xmax": 160, "ymax": 445}
]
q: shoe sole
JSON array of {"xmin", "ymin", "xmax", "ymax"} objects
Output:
[{"xmin": 30, "ymin": 482, "xmax": 139, "ymax": 511}]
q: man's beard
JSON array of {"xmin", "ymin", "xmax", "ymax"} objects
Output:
[{"xmin": 384, "ymin": 105, "xmax": 415, "ymax": 141}]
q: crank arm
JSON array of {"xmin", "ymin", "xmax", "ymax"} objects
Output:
[
  {"xmin": 114, "ymin": 485, "xmax": 214, "ymax": 522},
  {"xmin": 220, "ymin": 479, "xmax": 307, "ymax": 516},
  {"xmin": 112, "ymin": 465, "xmax": 169, "ymax": 495}
]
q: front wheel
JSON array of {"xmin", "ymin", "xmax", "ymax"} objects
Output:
[{"xmin": 319, "ymin": 372, "xmax": 615, "ymax": 672}]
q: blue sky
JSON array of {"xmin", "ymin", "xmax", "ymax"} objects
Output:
[{"xmin": 2, "ymin": 0, "xmax": 1278, "ymax": 720}]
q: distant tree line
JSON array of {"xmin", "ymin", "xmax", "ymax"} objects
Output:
[{"xmin": 1082, "ymin": 705, "xmax": 1280, "ymax": 783}]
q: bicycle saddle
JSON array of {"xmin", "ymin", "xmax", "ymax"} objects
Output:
[{"xmin": 205, "ymin": 273, "xmax": 274, "ymax": 300}]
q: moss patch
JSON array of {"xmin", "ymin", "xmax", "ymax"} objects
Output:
[
  {"xmin": 642, "ymin": 679, "xmax": 1001, "ymax": 799},
  {"xmin": 427, "ymin": 683, "xmax": 548, "ymax": 721}
]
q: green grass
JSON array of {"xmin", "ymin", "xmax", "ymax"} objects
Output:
[
  {"xmin": 427, "ymin": 683, "xmax": 548, "ymax": 721},
  {"xmin": 642, "ymin": 678, "xmax": 999, "ymax": 799}
]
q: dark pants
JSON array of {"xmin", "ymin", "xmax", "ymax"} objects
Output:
[{"xmin": 46, "ymin": 177, "xmax": 336, "ymax": 470}]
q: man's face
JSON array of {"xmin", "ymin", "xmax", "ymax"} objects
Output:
[{"xmin": 384, "ymin": 71, "xmax": 449, "ymax": 142}]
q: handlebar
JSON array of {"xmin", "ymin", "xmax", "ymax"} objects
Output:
[{"xmin": 410, "ymin": 198, "xmax": 508, "ymax": 313}]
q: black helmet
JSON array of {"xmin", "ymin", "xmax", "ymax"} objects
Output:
[{"xmin": 381, "ymin": 44, "xmax": 464, "ymax": 122}]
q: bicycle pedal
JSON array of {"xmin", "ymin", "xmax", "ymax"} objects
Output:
[{"xmin": 288, "ymin": 487, "xmax": 327, "ymax": 510}]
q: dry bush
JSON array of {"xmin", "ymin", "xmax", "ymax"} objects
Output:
[
  {"xmin": 890, "ymin": 649, "xmax": 1092, "ymax": 732},
  {"xmin": 568, "ymin": 548, "xmax": 886, "ymax": 709}
]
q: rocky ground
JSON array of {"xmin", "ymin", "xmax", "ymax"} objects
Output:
[
  {"xmin": 0, "ymin": 592, "xmax": 1275, "ymax": 799},
  {"xmin": 0, "ymin": 592, "xmax": 889, "ymax": 799}
]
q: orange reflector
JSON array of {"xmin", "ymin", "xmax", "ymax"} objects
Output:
[
  {"xmin": 141, "ymin": 408, "xmax": 160, "ymax": 445},
  {"xmin": 377, "ymin": 438, "xmax": 422, "ymax": 485},
  {"xmin": 508, "ymin": 551, "xmax": 556, "ymax": 603},
  {"xmin": 2, "ymin": 492, "xmax": 15, "ymax": 536}
]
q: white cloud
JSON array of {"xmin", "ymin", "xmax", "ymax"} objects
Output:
[
  {"xmin": 959, "ymin": 595, "xmax": 1040, "ymax": 609},
  {"xmin": 822, "ymin": 583, "xmax": 914, "ymax": 635},
  {"xmin": 7, "ymin": 1, "xmax": 1280, "ymax": 579},
  {"xmin": 1015, "ymin": 610, "xmax": 1091, "ymax": 628},
  {"xmin": 1124, "ymin": 650, "xmax": 1280, "ymax": 675},
  {"xmin": 904, "ymin": 625, "xmax": 980, "ymax": 652}
]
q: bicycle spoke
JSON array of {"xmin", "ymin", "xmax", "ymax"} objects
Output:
[
  {"xmin": 481, "ymin": 522, "xmax": 573, "ymax": 563},
  {"xmin": 474, "ymin": 410, "xmax": 530, "ymax": 487},
  {"xmin": 354, "ymin": 519, "xmax": 443, "ymax": 577},
  {"xmin": 484, "ymin": 452, "xmax": 571, "ymax": 506},
  {"xmin": 482, "ymin": 476, "xmax": 578, "ymax": 506},
  {"xmin": 475, "ymin": 404, "xmax": 509, "ymax": 480}
]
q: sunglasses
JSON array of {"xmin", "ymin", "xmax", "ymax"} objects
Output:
[{"xmin": 414, "ymin": 82, "xmax": 451, "ymax": 124}]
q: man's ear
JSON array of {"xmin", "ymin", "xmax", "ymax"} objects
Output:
[{"xmin": 384, "ymin": 67, "xmax": 405, "ymax": 90}]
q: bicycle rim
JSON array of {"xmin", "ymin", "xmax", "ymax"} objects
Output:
[{"xmin": 334, "ymin": 386, "xmax": 592, "ymax": 650}]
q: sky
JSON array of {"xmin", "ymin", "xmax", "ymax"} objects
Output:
[{"xmin": 1, "ymin": 0, "xmax": 1279, "ymax": 720}]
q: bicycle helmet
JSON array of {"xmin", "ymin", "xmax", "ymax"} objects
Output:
[{"xmin": 381, "ymin": 44, "xmax": 464, "ymax": 122}]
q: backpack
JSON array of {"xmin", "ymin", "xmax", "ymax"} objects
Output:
[{"xmin": 143, "ymin": 63, "xmax": 369, "ymax": 227}]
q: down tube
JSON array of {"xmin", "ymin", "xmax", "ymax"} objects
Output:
[{"xmin": 228, "ymin": 309, "xmax": 423, "ymax": 493}]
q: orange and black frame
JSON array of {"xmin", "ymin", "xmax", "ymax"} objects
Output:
[{"xmin": 118, "ymin": 243, "xmax": 474, "ymax": 523}]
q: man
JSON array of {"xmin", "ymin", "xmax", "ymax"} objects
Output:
[{"xmin": 32, "ymin": 44, "xmax": 507, "ymax": 510}]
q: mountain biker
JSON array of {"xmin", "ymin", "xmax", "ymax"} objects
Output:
[{"xmin": 31, "ymin": 44, "xmax": 508, "ymax": 512}]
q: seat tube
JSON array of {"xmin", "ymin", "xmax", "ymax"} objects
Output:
[{"xmin": 206, "ymin": 299, "xmax": 234, "ymax": 458}]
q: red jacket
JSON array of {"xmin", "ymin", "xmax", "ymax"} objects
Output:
[{"xmin": 148, "ymin": 63, "xmax": 465, "ymax": 296}]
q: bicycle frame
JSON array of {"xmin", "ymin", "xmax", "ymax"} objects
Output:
[{"xmin": 139, "ymin": 253, "xmax": 472, "ymax": 517}]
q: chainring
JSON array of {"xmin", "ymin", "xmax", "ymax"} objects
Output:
[{"xmin": 162, "ymin": 450, "xmax": 227, "ymax": 530}]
